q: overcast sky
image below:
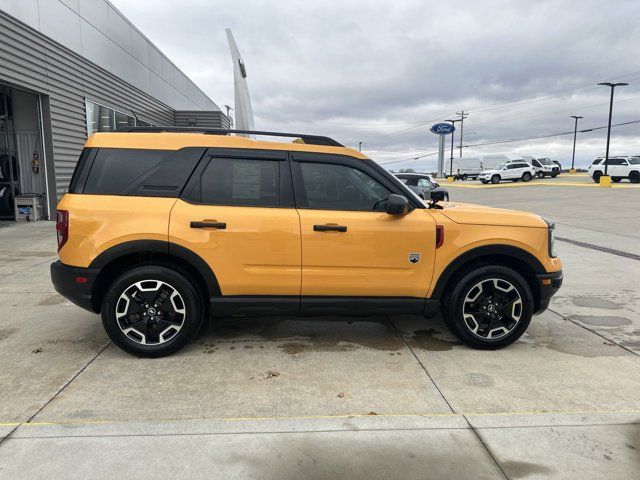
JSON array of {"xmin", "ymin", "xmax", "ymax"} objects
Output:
[{"xmin": 112, "ymin": 0, "xmax": 640, "ymax": 170}]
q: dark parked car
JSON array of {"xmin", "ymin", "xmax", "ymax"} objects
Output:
[{"xmin": 394, "ymin": 173, "xmax": 449, "ymax": 201}]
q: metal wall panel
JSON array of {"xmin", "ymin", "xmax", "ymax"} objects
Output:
[
  {"xmin": 0, "ymin": 0, "xmax": 218, "ymax": 111},
  {"xmin": 0, "ymin": 10, "xmax": 177, "ymax": 202},
  {"xmin": 174, "ymin": 111, "xmax": 231, "ymax": 129}
]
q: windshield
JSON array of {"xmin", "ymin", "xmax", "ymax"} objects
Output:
[
  {"xmin": 629, "ymin": 157, "xmax": 640, "ymax": 165},
  {"xmin": 495, "ymin": 163, "xmax": 506, "ymax": 170},
  {"xmin": 537, "ymin": 158, "xmax": 553, "ymax": 165}
]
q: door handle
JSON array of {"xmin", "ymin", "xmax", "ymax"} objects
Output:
[
  {"xmin": 190, "ymin": 221, "xmax": 226, "ymax": 229},
  {"xmin": 313, "ymin": 224, "xmax": 347, "ymax": 232}
]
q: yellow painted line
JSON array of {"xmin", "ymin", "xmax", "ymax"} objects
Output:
[
  {"xmin": 442, "ymin": 181, "xmax": 640, "ymax": 189},
  {"xmin": 4, "ymin": 408, "xmax": 640, "ymax": 428}
]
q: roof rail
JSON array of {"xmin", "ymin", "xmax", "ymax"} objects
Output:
[{"xmin": 114, "ymin": 126, "xmax": 343, "ymax": 147}]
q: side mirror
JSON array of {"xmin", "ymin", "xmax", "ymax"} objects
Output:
[
  {"xmin": 386, "ymin": 194, "xmax": 409, "ymax": 215},
  {"xmin": 430, "ymin": 188, "xmax": 447, "ymax": 203},
  {"xmin": 433, "ymin": 182, "xmax": 440, "ymax": 188}
]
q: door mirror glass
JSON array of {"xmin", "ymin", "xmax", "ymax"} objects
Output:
[{"xmin": 386, "ymin": 194, "xmax": 409, "ymax": 215}]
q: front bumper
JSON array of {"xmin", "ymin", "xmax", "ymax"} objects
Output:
[
  {"xmin": 535, "ymin": 270, "xmax": 563, "ymax": 314},
  {"xmin": 50, "ymin": 260, "xmax": 99, "ymax": 313}
]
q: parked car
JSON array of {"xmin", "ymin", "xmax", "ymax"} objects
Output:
[
  {"xmin": 51, "ymin": 127, "xmax": 562, "ymax": 357},
  {"xmin": 521, "ymin": 156, "xmax": 560, "ymax": 178},
  {"xmin": 588, "ymin": 156, "xmax": 640, "ymax": 183},
  {"xmin": 478, "ymin": 161, "xmax": 536, "ymax": 184},
  {"xmin": 394, "ymin": 173, "xmax": 449, "ymax": 201}
]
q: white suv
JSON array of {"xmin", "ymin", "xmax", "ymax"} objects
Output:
[
  {"xmin": 588, "ymin": 156, "xmax": 640, "ymax": 183},
  {"xmin": 479, "ymin": 162, "xmax": 536, "ymax": 184}
]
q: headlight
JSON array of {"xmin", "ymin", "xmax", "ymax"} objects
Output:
[{"xmin": 542, "ymin": 217, "xmax": 557, "ymax": 257}]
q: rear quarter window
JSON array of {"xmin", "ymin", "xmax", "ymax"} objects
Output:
[{"xmin": 81, "ymin": 147, "xmax": 205, "ymax": 197}]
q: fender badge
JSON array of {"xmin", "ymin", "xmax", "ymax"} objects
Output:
[{"xmin": 409, "ymin": 253, "xmax": 421, "ymax": 264}]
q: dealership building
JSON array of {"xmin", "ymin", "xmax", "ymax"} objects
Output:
[{"xmin": 0, "ymin": 1, "xmax": 228, "ymax": 220}]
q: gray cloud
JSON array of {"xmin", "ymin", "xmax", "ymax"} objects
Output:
[{"xmin": 112, "ymin": 0, "xmax": 640, "ymax": 169}]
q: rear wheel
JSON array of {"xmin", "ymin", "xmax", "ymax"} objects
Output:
[
  {"xmin": 491, "ymin": 175, "xmax": 501, "ymax": 184},
  {"xmin": 442, "ymin": 265, "xmax": 533, "ymax": 349},
  {"xmin": 592, "ymin": 171, "xmax": 602, "ymax": 183},
  {"xmin": 629, "ymin": 171, "xmax": 640, "ymax": 184},
  {"xmin": 522, "ymin": 172, "xmax": 532, "ymax": 182},
  {"xmin": 101, "ymin": 265, "xmax": 204, "ymax": 357}
]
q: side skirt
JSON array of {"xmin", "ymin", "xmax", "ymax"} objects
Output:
[{"xmin": 211, "ymin": 296, "xmax": 441, "ymax": 317}]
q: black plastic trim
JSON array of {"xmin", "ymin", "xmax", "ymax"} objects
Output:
[
  {"xmin": 210, "ymin": 296, "xmax": 439, "ymax": 317},
  {"xmin": 431, "ymin": 245, "xmax": 547, "ymax": 300},
  {"xmin": 88, "ymin": 240, "xmax": 221, "ymax": 297},
  {"xmin": 50, "ymin": 260, "xmax": 98, "ymax": 313},
  {"xmin": 536, "ymin": 270, "xmax": 563, "ymax": 314}
]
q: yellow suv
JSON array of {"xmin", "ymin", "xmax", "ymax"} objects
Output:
[{"xmin": 51, "ymin": 128, "xmax": 562, "ymax": 357}]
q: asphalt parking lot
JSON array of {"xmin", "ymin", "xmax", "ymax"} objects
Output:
[{"xmin": 1, "ymin": 179, "xmax": 639, "ymax": 479}]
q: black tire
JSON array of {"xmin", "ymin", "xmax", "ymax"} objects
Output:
[
  {"xmin": 522, "ymin": 172, "xmax": 532, "ymax": 182},
  {"xmin": 481, "ymin": 180, "xmax": 488, "ymax": 184},
  {"xmin": 101, "ymin": 265, "xmax": 204, "ymax": 357},
  {"xmin": 444, "ymin": 193, "xmax": 450, "ymax": 201},
  {"xmin": 551, "ymin": 173, "xmax": 559, "ymax": 178},
  {"xmin": 630, "ymin": 171, "xmax": 640, "ymax": 184},
  {"xmin": 537, "ymin": 171, "xmax": 545, "ymax": 179},
  {"xmin": 491, "ymin": 175, "xmax": 500, "ymax": 184},
  {"xmin": 442, "ymin": 265, "xmax": 534, "ymax": 350},
  {"xmin": 592, "ymin": 171, "xmax": 602, "ymax": 183},
  {"xmin": 612, "ymin": 177, "xmax": 622, "ymax": 183}
]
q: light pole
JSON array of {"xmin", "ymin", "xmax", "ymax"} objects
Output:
[
  {"xmin": 445, "ymin": 119, "xmax": 461, "ymax": 176},
  {"xmin": 456, "ymin": 110, "xmax": 468, "ymax": 158},
  {"xmin": 598, "ymin": 82, "xmax": 628, "ymax": 182},
  {"xmin": 569, "ymin": 115, "xmax": 583, "ymax": 173}
]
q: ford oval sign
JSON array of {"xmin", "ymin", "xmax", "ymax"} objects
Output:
[{"xmin": 430, "ymin": 123, "xmax": 455, "ymax": 135}]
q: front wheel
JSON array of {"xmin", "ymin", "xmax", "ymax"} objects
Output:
[
  {"xmin": 442, "ymin": 265, "xmax": 533, "ymax": 349},
  {"xmin": 491, "ymin": 175, "xmax": 501, "ymax": 184},
  {"xmin": 630, "ymin": 171, "xmax": 640, "ymax": 184},
  {"xmin": 101, "ymin": 265, "xmax": 204, "ymax": 357},
  {"xmin": 592, "ymin": 171, "xmax": 602, "ymax": 183},
  {"xmin": 522, "ymin": 172, "xmax": 532, "ymax": 182}
]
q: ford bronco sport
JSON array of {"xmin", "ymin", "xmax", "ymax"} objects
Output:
[{"xmin": 51, "ymin": 128, "xmax": 562, "ymax": 357}]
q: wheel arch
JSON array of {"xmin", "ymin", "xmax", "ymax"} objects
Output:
[
  {"xmin": 89, "ymin": 240, "xmax": 220, "ymax": 313},
  {"xmin": 431, "ymin": 245, "xmax": 545, "ymax": 311}
]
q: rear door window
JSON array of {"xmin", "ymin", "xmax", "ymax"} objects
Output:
[{"xmin": 184, "ymin": 157, "xmax": 281, "ymax": 207}]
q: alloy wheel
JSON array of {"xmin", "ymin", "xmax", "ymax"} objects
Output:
[
  {"xmin": 115, "ymin": 279, "xmax": 186, "ymax": 345},
  {"xmin": 462, "ymin": 278, "xmax": 523, "ymax": 339}
]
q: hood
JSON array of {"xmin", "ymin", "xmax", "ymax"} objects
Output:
[{"xmin": 440, "ymin": 202, "xmax": 547, "ymax": 228}]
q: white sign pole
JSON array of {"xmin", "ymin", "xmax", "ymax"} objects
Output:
[{"xmin": 437, "ymin": 135, "xmax": 445, "ymax": 178}]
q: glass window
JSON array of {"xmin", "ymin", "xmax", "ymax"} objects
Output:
[
  {"xmin": 299, "ymin": 162, "xmax": 390, "ymax": 211},
  {"xmin": 605, "ymin": 158, "xmax": 626, "ymax": 165},
  {"xmin": 629, "ymin": 157, "xmax": 640, "ymax": 165},
  {"xmin": 592, "ymin": 159, "xmax": 602, "ymax": 165},
  {"xmin": 417, "ymin": 178, "xmax": 433, "ymax": 188},
  {"xmin": 192, "ymin": 157, "xmax": 280, "ymax": 207},
  {"xmin": 85, "ymin": 100, "xmax": 153, "ymax": 136},
  {"xmin": 83, "ymin": 148, "xmax": 202, "ymax": 196}
]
